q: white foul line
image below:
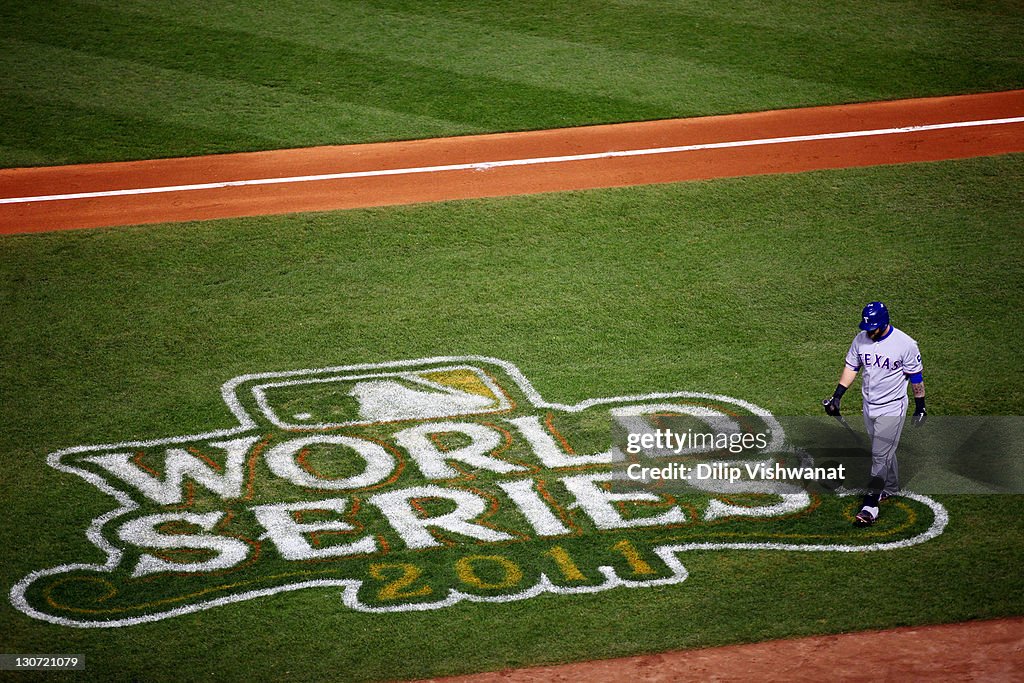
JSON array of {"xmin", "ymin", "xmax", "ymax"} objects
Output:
[{"xmin": 3, "ymin": 116, "xmax": 1023, "ymax": 205}]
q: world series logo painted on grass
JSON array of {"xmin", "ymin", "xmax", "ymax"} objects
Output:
[{"xmin": 11, "ymin": 357, "xmax": 948, "ymax": 627}]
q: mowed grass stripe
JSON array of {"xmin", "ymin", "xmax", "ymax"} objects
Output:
[
  {"xmin": 392, "ymin": 0, "xmax": 1024, "ymax": 53},
  {"xmin": 0, "ymin": 37, "xmax": 476, "ymax": 163},
  {"xmin": 3, "ymin": 0, "xmax": 677, "ymax": 114},
  {"xmin": 74, "ymin": 0, "xmax": 860, "ymax": 111},
  {"xmin": 405, "ymin": 0, "xmax": 1024, "ymax": 96},
  {"xmin": 3, "ymin": 1, "xmax": 1023, "ymax": 166},
  {"xmin": 645, "ymin": 0, "xmax": 1024, "ymax": 51},
  {"xmin": 0, "ymin": 92, "xmax": 280, "ymax": 166},
  {"xmin": 86, "ymin": 0, "xmax": 1020, "ymax": 109}
]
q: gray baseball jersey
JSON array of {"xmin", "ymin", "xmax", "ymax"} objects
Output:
[{"xmin": 845, "ymin": 326, "xmax": 923, "ymax": 407}]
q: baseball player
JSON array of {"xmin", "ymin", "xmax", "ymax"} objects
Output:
[{"xmin": 822, "ymin": 301, "xmax": 927, "ymax": 527}]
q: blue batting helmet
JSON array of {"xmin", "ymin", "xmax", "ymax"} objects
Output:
[{"xmin": 859, "ymin": 301, "xmax": 890, "ymax": 331}]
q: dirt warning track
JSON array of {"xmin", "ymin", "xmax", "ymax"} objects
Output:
[
  {"xmin": 1, "ymin": 89, "xmax": 1023, "ymax": 234},
  {"xmin": 424, "ymin": 617, "xmax": 1024, "ymax": 683}
]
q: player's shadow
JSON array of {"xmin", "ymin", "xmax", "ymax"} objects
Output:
[{"xmin": 780, "ymin": 417, "xmax": 874, "ymax": 494}]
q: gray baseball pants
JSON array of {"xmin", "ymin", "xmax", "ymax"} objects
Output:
[{"xmin": 863, "ymin": 395, "xmax": 908, "ymax": 497}]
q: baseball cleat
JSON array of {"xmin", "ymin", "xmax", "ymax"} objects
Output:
[
  {"xmin": 879, "ymin": 491, "xmax": 896, "ymax": 503},
  {"xmin": 853, "ymin": 508, "xmax": 877, "ymax": 527}
]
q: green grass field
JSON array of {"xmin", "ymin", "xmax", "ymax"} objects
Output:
[
  {"xmin": 2, "ymin": 0, "xmax": 1024, "ymax": 166},
  {"xmin": 2, "ymin": 1, "xmax": 1023, "ymax": 681}
]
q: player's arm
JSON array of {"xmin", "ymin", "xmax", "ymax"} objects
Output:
[
  {"xmin": 838, "ymin": 365, "xmax": 858, "ymax": 390},
  {"xmin": 823, "ymin": 365, "xmax": 858, "ymax": 416},
  {"xmin": 911, "ymin": 379, "xmax": 925, "ymax": 399},
  {"xmin": 908, "ymin": 372, "xmax": 926, "ymax": 426},
  {"xmin": 904, "ymin": 344, "xmax": 926, "ymax": 425}
]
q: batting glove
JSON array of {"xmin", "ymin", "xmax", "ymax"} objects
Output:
[{"xmin": 822, "ymin": 396, "xmax": 841, "ymax": 417}]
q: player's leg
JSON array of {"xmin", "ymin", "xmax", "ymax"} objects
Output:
[
  {"xmin": 875, "ymin": 397, "xmax": 908, "ymax": 500},
  {"xmin": 856, "ymin": 409, "xmax": 885, "ymax": 526},
  {"xmin": 871, "ymin": 416, "xmax": 901, "ymax": 496},
  {"xmin": 855, "ymin": 399, "xmax": 908, "ymax": 526},
  {"xmin": 881, "ymin": 420, "xmax": 905, "ymax": 499}
]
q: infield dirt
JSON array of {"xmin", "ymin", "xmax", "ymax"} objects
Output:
[
  {"xmin": 1, "ymin": 89, "xmax": 1023, "ymax": 234},
  {"xmin": 423, "ymin": 616, "xmax": 1024, "ymax": 682}
]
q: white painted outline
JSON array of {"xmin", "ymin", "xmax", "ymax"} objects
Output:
[
  {"xmin": 2, "ymin": 117, "xmax": 1023, "ymax": 205},
  {"xmin": 9, "ymin": 356, "xmax": 949, "ymax": 628},
  {"xmin": 250, "ymin": 364, "xmax": 509, "ymax": 430}
]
